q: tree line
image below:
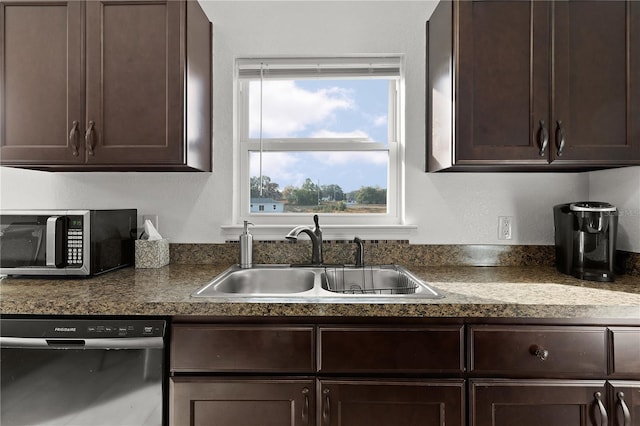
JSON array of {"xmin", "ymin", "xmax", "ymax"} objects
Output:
[{"xmin": 251, "ymin": 176, "xmax": 386, "ymax": 205}]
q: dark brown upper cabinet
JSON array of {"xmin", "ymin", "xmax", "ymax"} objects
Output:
[
  {"xmin": 427, "ymin": 0, "xmax": 640, "ymax": 172},
  {"xmin": 0, "ymin": 0, "xmax": 211, "ymax": 171}
]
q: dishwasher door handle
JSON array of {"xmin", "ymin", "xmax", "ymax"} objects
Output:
[{"xmin": 0, "ymin": 336, "xmax": 164, "ymax": 350}]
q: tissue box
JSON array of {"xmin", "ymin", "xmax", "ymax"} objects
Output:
[{"xmin": 135, "ymin": 238, "xmax": 170, "ymax": 268}]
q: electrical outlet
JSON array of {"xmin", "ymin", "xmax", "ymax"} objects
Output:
[
  {"xmin": 143, "ymin": 214, "xmax": 159, "ymax": 232},
  {"xmin": 498, "ymin": 216, "xmax": 512, "ymax": 240}
]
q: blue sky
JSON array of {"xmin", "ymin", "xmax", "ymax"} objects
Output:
[{"xmin": 248, "ymin": 79, "xmax": 391, "ymax": 193}]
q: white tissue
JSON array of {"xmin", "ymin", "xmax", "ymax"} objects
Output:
[{"xmin": 143, "ymin": 219, "xmax": 163, "ymax": 241}]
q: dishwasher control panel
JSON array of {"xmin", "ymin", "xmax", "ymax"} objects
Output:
[{"xmin": 0, "ymin": 319, "xmax": 166, "ymax": 339}]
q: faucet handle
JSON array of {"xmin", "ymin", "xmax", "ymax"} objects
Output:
[{"xmin": 354, "ymin": 237, "xmax": 364, "ymax": 267}]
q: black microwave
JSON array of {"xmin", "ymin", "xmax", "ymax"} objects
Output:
[{"xmin": 0, "ymin": 210, "xmax": 137, "ymax": 276}]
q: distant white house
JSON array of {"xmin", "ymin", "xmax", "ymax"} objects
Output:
[{"xmin": 250, "ymin": 197, "xmax": 284, "ymax": 213}]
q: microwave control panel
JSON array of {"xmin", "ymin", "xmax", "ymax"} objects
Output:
[{"xmin": 66, "ymin": 216, "xmax": 83, "ymax": 266}]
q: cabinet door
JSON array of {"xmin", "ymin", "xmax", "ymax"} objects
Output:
[
  {"xmin": 319, "ymin": 379, "xmax": 465, "ymax": 426},
  {"xmin": 608, "ymin": 381, "xmax": 640, "ymax": 426},
  {"xmin": 170, "ymin": 377, "xmax": 315, "ymax": 426},
  {"xmin": 471, "ymin": 380, "xmax": 608, "ymax": 426},
  {"xmin": 84, "ymin": 0, "xmax": 183, "ymax": 166},
  {"xmin": 553, "ymin": 0, "xmax": 640, "ymax": 165},
  {"xmin": 456, "ymin": 0, "xmax": 551, "ymax": 164},
  {"xmin": 0, "ymin": 0, "xmax": 83, "ymax": 164}
]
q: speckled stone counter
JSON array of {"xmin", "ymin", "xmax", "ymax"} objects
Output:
[{"xmin": 1, "ymin": 264, "xmax": 639, "ymax": 320}]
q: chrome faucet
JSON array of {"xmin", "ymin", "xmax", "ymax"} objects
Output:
[
  {"xmin": 353, "ymin": 237, "xmax": 364, "ymax": 267},
  {"xmin": 285, "ymin": 215, "xmax": 323, "ymax": 265}
]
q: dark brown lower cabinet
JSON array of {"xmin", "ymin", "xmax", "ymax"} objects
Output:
[
  {"xmin": 318, "ymin": 379, "xmax": 465, "ymax": 426},
  {"xmin": 170, "ymin": 322, "xmax": 639, "ymax": 426},
  {"xmin": 170, "ymin": 378, "xmax": 465, "ymax": 426},
  {"xmin": 471, "ymin": 380, "xmax": 640, "ymax": 426},
  {"xmin": 170, "ymin": 377, "xmax": 315, "ymax": 426},
  {"xmin": 471, "ymin": 380, "xmax": 607, "ymax": 426},
  {"xmin": 608, "ymin": 381, "xmax": 640, "ymax": 426}
]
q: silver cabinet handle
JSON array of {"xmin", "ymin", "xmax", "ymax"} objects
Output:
[
  {"xmin": 556, "ymin": 120, "xmax": 566, "ymax": 157},
  {"xmin": 615, "ymin": 392, "xmax": 631, "ymax": 426},
  {"xmin": 538, "ymin": 120, "xmax": 549, "ymax": 157},
  {"xmin": 85, "ymin": 121, "xmax": 96, "ymax": 156},
  {"xmin": 301, "ymin": 388, "xmax": 309, "ymax": 425},
  {"xmin": 69, "ymin": 121, "xmax": 80, "ymax": 156},
  {"xmin": 593, "ymin": 392, "xmax": 609, "ymax": 426},
  {"xmin": 322, "ymin": 388, "xmax": 330, "ymax": 426}
]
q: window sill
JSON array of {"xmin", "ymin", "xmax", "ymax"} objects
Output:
[{"xmin": 221, "ymin": 224, "xmax": 417, "ymax": 241}]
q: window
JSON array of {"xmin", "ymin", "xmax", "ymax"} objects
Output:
[{"xmin": 236, "ymin": 57, "xmax": 403, "ymax": 226}]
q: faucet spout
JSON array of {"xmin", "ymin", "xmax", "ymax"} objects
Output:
[
  {"xmin": 285, "ymin": 215, "xmax": 323, "ymax": 265},
  {"xmin": 285, "ymin": 225, "xmax": 312, "ymax": 240}
]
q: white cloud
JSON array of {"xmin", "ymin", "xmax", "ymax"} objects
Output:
[
  {"xmin": 310, "ymin": 151, "xmax": 388, "ymax": 166},
  {"xmin": 249, "ymin": 81, "xmax": 353, "ymax": 137},
  {"xmin": 309, "ymin": 129, "xmax": 372, "ymax": 140},
  {"xmin": 250, "ymin": 152, "xmax": 305, "ymax": 187},
  {"xmin": 372, "ymin": 114, "xmax": 387, "ymax": 127}
]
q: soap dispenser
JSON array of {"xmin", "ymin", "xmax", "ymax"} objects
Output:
[{"xmin": 239, "ymin": 221, "xmax": 254, "ymax": 268}]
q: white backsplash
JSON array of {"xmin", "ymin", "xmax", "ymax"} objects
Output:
[{"xmin": 588, "ymin": 166, "xmax": 640, "ymax": 252}]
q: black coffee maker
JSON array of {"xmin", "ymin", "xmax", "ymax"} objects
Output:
[{"xmin": 553, "ymin": 202, "xmax": 618, "ymax": 282}]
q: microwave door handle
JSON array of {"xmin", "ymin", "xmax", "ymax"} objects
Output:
[
  {"xmin": 46, "ymin": 216, "xmax": 63, "ymax": 267},
  {"xmin": 33, "ymin": 227, "xmax": 44, "ymax": 262}
]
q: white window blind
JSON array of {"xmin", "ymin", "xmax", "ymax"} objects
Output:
[
  {"xmin": 237, "ymin": 57, "xmax": 402, "ymax": 79},
  {"xmin": 234, "ymin": 56, "xmax": 404, "ymax": 227}
]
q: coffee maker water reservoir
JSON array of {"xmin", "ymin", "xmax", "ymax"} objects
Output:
[{"xmin": 553, "ymin": 202, "xmax": 618, "ymax": 282}]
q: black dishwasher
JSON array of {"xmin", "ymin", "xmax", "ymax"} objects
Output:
[{"xmin": 0, "ymin": 318, "xmax": 166, "ymax": 425}]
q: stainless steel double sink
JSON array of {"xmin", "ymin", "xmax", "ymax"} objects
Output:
[{"xmin": 192, "ymin": 264, "xmax": 443, "ymax": 301}]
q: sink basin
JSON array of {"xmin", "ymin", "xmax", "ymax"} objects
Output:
[
  {"xmin": 192, "ymin": 264, "xmax": 442, "ymax": 300},
  {"xmin": 193, "ymin": 266, "xmax": 315, "ymax": 296},
  {"xmin": 321, "ymin": 265, "xmax": 441, "ymax": 297}
]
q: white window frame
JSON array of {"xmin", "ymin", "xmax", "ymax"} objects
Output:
[{"xmin": 230, "ymin": 56, "xmax": 408, "ymax": 239}]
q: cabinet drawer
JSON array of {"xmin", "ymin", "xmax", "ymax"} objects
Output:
[
  {"xmin": 171, "ymin": 325, "xmax": 314, "ymax": 373},
  {"xmin": 469, "ymin": 325, "xmax": 607, "ymax": 376},
  {"xmin": 610, "ymin": 327, "xmax": 640, "ymax": 376},
  {"xmin": 318, "ymin": 326, "xmax": 464, "ymax": 374}
]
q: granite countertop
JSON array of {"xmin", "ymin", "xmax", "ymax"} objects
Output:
[{"xmin": 1, "ymin": 264, "xmax": 639, "ymax": 320}]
